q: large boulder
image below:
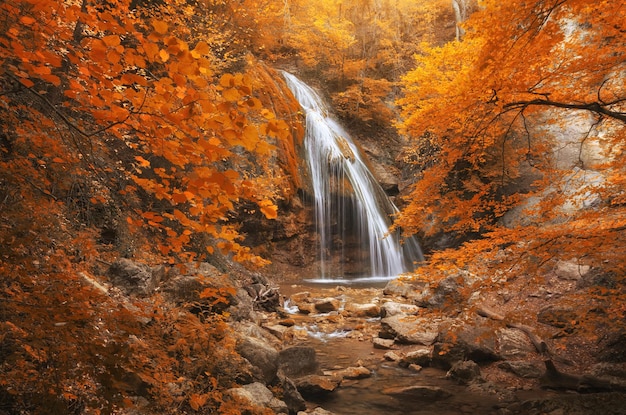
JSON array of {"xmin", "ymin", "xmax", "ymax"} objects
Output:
[
  {"xmin": 379, "ymin": 314, "xmax": 440, "ymax": 345},
  {"xmin": 294, "ymin": 375, "xmax": 340, "ymax": 398},
  {"xmin": 236, "ymin": 336, "xmax": 279, "ymax": 384},
  {"xmin": 380, "ymin": 301, "xmax": 420, "ymax": 317},
  {"xmin": 226, "ymin": 382, "xmax": 288, "ymax": 414},
  {"xmin": 278, "ymin": 346, "xmax": 319, "ymax": 378}
]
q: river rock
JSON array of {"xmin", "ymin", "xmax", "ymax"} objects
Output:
[
  {"xmin": 290, "ymin": 291, "xmax": 311, "ymax": 303},
  {"xmin": 278, "ymin": 346, "xmax": 319, "ymax": 378},
  {"xmin": 372, "ymin": 337, "xmax": 396, "ymax": 350},
  {"xmin": 384, "ymin": 351, "xmax": 402, "ymax": 362},
  {"xmin": 298, "ymin": 408, "xmax": 335, "ymax": 415},
  {"xmin": 277, "ymin": 373, "xmax": 307, "ymax": 413},
  {"xmin": 314, "ymin": 297, "xmax": 342, "ymax": 313},
  {"xmin": 498, "ymin": 361, "xmax": 544, "ymax": 378},
  {"xmin": 327, "ymin": 366, "xmax": 371, "ymax": 381},
  {"xmin": 379, "ymin": 314, "xmax": 440, "ymax": 345},
  {"xmin": 295, "ymin": 375, "xmax": 340, "ymax": 397},
  {"xmin": 380, "ymin": 301, "xmax": 419, "ymax": 317},
  {"xmin": 383, "ymin": 278, "xmax": 425, "ymax": 298},
  {"xmin": 399, "ymin": 347, "xmax": 432, "ymax": 367},
  {"xmin": 344, "ymin": 302, "xmax": 380, "ymax": 317},
  {"xmin": 382, "ymin": 385, "xmax": 452, "ymax": 401},
  {"xmin": 236, "ymin": 336, "xmax": 279, "ymax": 383},
  {"xmin": 446, "ymin": 360, "xmax": 482, "ymax": 385},
  {"xmin": 264, "ymin": 324, "xmax": 291, "ymax": 340},
  {"xmin": 226, "ymin": 382, "xmax": 288, "ymax": 414}
]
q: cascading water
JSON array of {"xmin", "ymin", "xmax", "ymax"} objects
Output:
[{"xmin": 282, "ymin": 72, "xmax": 423, "ymax": 282}]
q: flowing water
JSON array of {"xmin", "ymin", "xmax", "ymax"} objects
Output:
[{"xmin": 282, "ymin": 72, "xmax": 423, "ymax": 282}]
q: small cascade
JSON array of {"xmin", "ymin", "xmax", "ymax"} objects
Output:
[{"xmin": 282, "ymin": 72, "xmax": 423, "ymax": 281}]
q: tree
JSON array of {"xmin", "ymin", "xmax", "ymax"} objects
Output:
[{"xmin": 395, "ymin": 0, "xmax": 625, "ymax": 304}]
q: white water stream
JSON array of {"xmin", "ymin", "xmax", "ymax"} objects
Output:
[{"xmin": 282, "ymin": 72, "xmax": 423, "ymax": 282}]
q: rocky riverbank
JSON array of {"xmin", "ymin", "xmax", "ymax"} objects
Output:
[{"xmin": 101, "ymin": 257, "xmax": 626, "ymax": 414}]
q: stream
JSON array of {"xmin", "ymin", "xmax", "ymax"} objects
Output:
[{"xmin": 275, "ymin": 281, "xmax": 564, "ymax": 415}]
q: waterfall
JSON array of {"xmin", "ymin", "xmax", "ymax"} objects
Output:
[{"xmin": 282, "ymin": 72, "xmax": 423, "ymax": 282}]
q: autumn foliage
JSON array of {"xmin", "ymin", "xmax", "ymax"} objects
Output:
[
  {"xmin": 0, "ymin": 0, "xmax": 302, "ymax": 413},
  {"xmin": 395, "ymin": 0, "xmax": 626, "ymax": 330},
  {"xmin": 1, "ymin": 0, "xmax": 625, "ymax": 412}
]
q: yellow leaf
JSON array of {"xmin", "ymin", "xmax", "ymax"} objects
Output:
[
  {"xmin": 191, "ymin": 41, "xmax": 209, "ymax": 58},
  {"xmin": 159, "ymin": 49, "xmax": 170, "ymax": 63}
]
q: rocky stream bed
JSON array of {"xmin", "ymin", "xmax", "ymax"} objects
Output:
[{"xmin": 103, "ymin": 258, "xmax": 626, "ymax": 414}]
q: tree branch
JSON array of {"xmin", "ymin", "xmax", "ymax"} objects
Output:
[{"xmin": 503, "ymin": 99, "xmax": 626, "ymax": 124}]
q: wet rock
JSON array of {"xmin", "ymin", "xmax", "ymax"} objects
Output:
[
  {"xmin": 226, "ymin": 382, "xmax": 288, "ymax": 414},
  {"xmin": 408, "ymin": 364, "xmax": 423, "ymax": 372},
  {"xmin": 399, "ymin": 347, "xmax": 432, "ymax": 367},
  {"xmin": 277, "ymin": 373, "xmax": 307, "ymax": 413},
  {"xmin": 236, "ymin": 336, "xmax": 279, "ymax": 383},
  {"xmin": 384, "ymin": 351, "xmax": 402, "ymax": 362},
  {"xmin": 297, "ymin": 303, "xmax": 317, "ymax": 315},
  {"xmin": 328, "ymin": 366, "xmax": 371, "ymax": 381},
  {"xmin": 446, "ymin": 360, "xmax": 482, "ymax": 385},
  {"xmin": 278, "ymin": 346, "xmax": 319, "ymax": 378},
  {"xmin": 298, "ymin": 408, "xmax": 336, "ymax": 415},
  {"xmin": 467, "ymin": 381, "xmax": 516, "ymax": 403},
  {"xmin": 290, "ymin": 292, "xmax": 311, "ymax": 303},
  {"xmin": 295, "ymin": 375, "xmax": 340, "ymax": 397},
  {"xmin": 264, "ymin": 324, "xmax": 290, "ymax": 340},
  {"xmin": 379, "ymin": 314, "xmax": 440, "ymax": 345},
  {"xmin": 314, "ymin": 297, "xmax": 341, "ymax": 313},
  {"xmin": 372, "ymin": 337, "xmax": 396, "ymax": 350},
  {"xmin": 279, "ymin": 318, "xmax": 296, "ymax": 327},
  {"xmin": 107, "ymin": 258, "xmax": 159, "ymax": 296},
  {"xmin": 382, "ymin": 385, "xmax": 452, "ymax": 401},
  {"xmin": 498, "ymin": 361, "xmax": 544, "ymax": 378},
  {"xmin": 383, "ymin": 278, "xmax": 425, "ymax": 298},
  {"xmin": 344, "ymin": 302, "xmax": 380, "ymax": 318},
  {"xmin": 380, "ymin": 301, "xmax": 419, "ymax": 317}
]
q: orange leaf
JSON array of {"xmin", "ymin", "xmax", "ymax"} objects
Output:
[
  {"xmin": 258, "ymin": 199, "xmax": 278, "ymax": 219},
  {"xmin": 102, "ymin": 35, "xmax": 121, "ymax": 47},
  {"xmin": 191, "ymin": 41, "xmax": 209, "ymax": 58},
  {"xmin": 134, "ymin": 156, "xmax": 150, "ymax": 167},
  {"xmin": 152, "ymin": 20, "xmax": 168, "ymax": 35},
  {"xmin": 19, "ymin": 16, "xmax": 36, "ymax": 25},
  {"xmin": 18, "ymin": 77, "xmax": 34, "ymax": 88}
]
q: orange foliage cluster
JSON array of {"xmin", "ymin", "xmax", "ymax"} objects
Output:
[
  {"xmin": 0, "ymin": 0, "xmax": 302, "ymax": 413},
  {"xmin": 395, "ymin": 0, "xmax": 625, "ymax": 324}
]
